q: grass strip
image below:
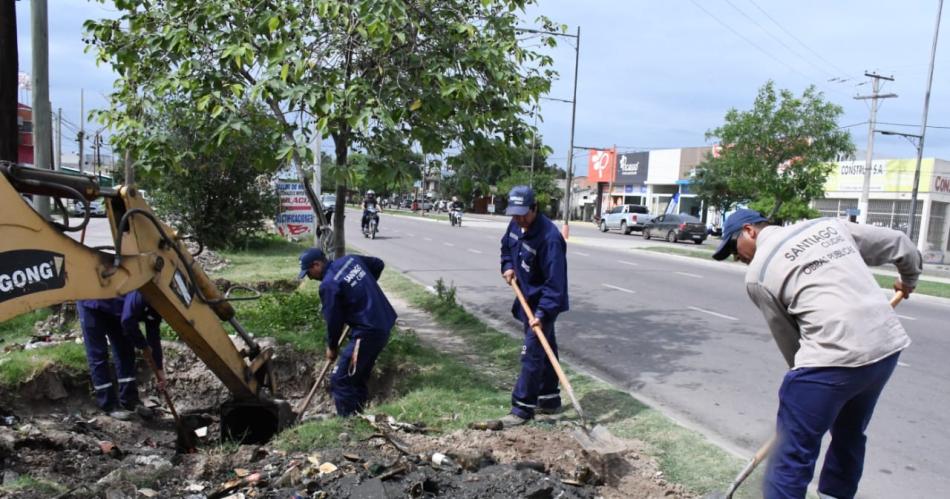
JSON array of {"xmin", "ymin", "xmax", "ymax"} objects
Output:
[
  {"xmin": 0, "ymin": 309, "xmax": 50, "ymax": 344},
  {"xmin": 0, "ymin": 342, "xmax": 88, "ymax": 387},
  {"xmin": 0, "ymin": 475, "xmax": 67, "ymax": 495},
  {"xmin": 211, "ymin": 235, "xmax": 310, "ymax": 283},
  {"xmin": 641, "ymin": 246, "xmax": 950, "ymax": 299},
  {"xmin": 376, "ymin": 268, "xmax": 761, "ymax": 497}
]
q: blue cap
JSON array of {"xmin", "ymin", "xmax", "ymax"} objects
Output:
[
  {"xmin": 712, "ymin": 209, "xmax": 769, "ymax": 261},
  {"xmin": 505, "ymin": 185, "xmax": 536, "ymax": 216},
  {"xmin": 298, "ymin": 248, "xmax": 327, "ymax": 278}
]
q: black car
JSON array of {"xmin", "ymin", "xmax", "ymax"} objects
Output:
[{"xmin": 642, "ymin": 213, "xmax": 707, "ymax": 244}]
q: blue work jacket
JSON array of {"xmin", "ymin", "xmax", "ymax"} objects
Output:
[
  {"xmin": 319, "ymin": 255, "xmax": 397, "ymax": 347},
  {"xmin": 120, "ymin": 291, "xmax": 164, "ymax": 369},
  {"xmin": 500, "ymin": 213, "xmax": 569, "ymax": 322}
]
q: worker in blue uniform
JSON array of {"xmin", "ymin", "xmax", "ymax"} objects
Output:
[
  {"xmin": 497, "ymin": 185, "xmax": 570, "ymax": 427},
  {"xmin": 77, "ymin": 290, "xmax": 166, "ymax": 420},
  {"xmin": 298, "ymin": 248, "xmax": 397, "ymax": 416}
]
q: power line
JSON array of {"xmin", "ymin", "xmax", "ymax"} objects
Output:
[
  {"xmin": 722, "ymin": 0, "xmax": 836, "ymax": 79},
  {"xmin": 744, "ymin": 0, "xmax": 851, "ymax": 77},
  {"xmin": 687, "ymin": 0, "xmax": 821, "ymax": 84}
]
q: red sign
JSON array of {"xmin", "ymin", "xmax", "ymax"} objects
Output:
[
  {"xmin": 587, "ymin": 149, "xmax": 616, "ymax": 183},
  {"xmin": 935, "ymin": 175, "xmax": 950, "ymax": 194}
]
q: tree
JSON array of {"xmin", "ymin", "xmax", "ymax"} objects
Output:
[
  {"xmin": 133, "ymin": 100, "xmax": 282, "ymax": 249},
  {"xmin": 442, "ymin": 134, "xmax": 552, "ymax": 204},
  {"xmin": 85, "ymin": 0, "xmax": 558, "ymax": 256},
  {"xmin": 693, "ymin": 81, "xmax": 854, "ymax": 221},
  {"xmin": 496, "ymin": 166, "xmax": 561, "ymax": 215}
]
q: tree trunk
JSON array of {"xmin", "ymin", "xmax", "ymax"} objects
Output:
[
  {"xmin": 0, "ymin": 1, "xmax": 18, "ymax": 164},
  {"xmin": 332, "ymin": 129, "xmax": 349, "ymax": 259},
  {"xmin": 769, "ymin": 197, "xmax": 784, "ymax": 221}
]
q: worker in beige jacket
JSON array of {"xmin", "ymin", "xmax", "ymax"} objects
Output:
[{"xmin": 712, "ymin": 209, "xmax": 921, "ymax": 499}]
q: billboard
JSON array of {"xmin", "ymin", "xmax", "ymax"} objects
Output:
[
  {"xmin": 587, "ymin": 149, "xmax": 616, "ymax": 183},
  {"xmin": 616, "ymin": 152, "xmax": 649, "ymax": 183},
  {"xmin": 824, "ymin": 159, "xmax": 935, "ymax": 193},
  {"xmin": 276, "ymin": 181, "xmax": 315, "ymax": 239}
]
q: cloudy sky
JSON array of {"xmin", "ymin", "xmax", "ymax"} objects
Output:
[{"xmin": 16, "ymin": 0, "xmax": 950, "ymax": 172}]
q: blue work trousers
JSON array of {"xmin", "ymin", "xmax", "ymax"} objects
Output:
[
  {"xmin": 510, "ymin": 319, "xmax": 562, "ymax": 419},
  {"xmin": 765, "ymin": 352, "xmax": 901, "ymax": 499},
  {"xmin": 329, "ymin": 331, "xmax": 390, "ymax": 416},
  {"xmin": 78, "ymin": 306, "xmax": 140, "ymax": 411}
]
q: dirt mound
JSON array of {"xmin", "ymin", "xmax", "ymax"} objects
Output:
[{"xmin": 185, "ymin": 241, "xmax": 230, "ymax": 274}]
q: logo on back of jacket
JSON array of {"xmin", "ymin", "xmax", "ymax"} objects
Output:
[
  {"xmin": 0, "ymin": 250, "xmax": 67, "ymax": 303},
  {"xmin": 783, "ymin": 224, "xmax": 854, "ymax": 275},
  {"xmin": 333, "ymin": 258, "xmax": 367, "ymax": 288}
]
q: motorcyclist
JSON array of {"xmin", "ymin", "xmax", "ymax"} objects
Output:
[
  {"xmin": 449, "ymin": 196, "xmax": 464, "ymax": 226},
  {"xmin": 450, "ymin": 196, "xmax": 463, "ymax": 212},
  {"xmin": 362, "ymin": 190, "xmax": 381, "ymax": 233}
]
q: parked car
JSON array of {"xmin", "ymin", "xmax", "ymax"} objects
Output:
[
  {"xmin": 599, "ymin": 204, "xmax": 654, "ymax": 234},
  {"xmin": 87, "ymin": 199, "xmax": 107, "ymax": 217},
  {"xmin": 642, "ymin": 213, "xmax": 707, "ymax": 244}
]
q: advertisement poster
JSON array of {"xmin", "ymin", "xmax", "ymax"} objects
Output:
[
  {"xmin": 824, "ymin": 159, "xmax": 934, "ymax": 193},
  {"xmin": 276, "ymin": 180, "xmax": 315, "ymax": 239},
  {"xmin": 587, "ymin": 149, "xmax": 617, "ymax": 183}
]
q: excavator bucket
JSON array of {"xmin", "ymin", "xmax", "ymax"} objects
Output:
[{"xmin": 221, "ymin": 398, "xmax": 295, "ymax": 444}]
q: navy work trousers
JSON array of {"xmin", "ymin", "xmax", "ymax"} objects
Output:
[
  {"xmin": 329, "ymin": 331, "xmax": 390, "ymax": 416},
  {"xmin": 764, "ymin": 352, "xmax": 901, "ymax": 499},
  {"xmin": 510, "ymin": 319, "xmax": 562, "ymax": 419},
  {"xmin": 78, "ymin": 306, "xmax": 140, "ymax": 411}
]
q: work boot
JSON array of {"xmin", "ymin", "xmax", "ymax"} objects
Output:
[
  {"xmin": 536, "ymin": 406, "xmax": 564, "ymax": 416},
  {"xmin": 499, "ymin": 413, "xmax": 529, "ymax": 428},
  {"xmin": 132, "ymin": 405, "xmax": 155, "ymax": 420},
  {"xmin": 107, "ymin": 409, "xmax": 133, "ymax": 421}
]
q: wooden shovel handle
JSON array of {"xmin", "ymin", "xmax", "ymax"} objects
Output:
[
  {"xmin": 294, "ymin": 326, "xmax": 350, "ymax": 421},
  {"xmin": 142, "ymin": 346, "xmax": 180, "ymax": 422},
  {"xmin": 889, "ymin": 290, "xmax": 905, "ymax": 308},
  {"xmin": 509, "ymin": 278, "xmax": 585, "ymax": 420}
]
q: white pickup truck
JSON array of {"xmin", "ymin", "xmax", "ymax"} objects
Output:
[{"xmin": 599, "ymin": 204, "xmax": 655, "ymax": 234}]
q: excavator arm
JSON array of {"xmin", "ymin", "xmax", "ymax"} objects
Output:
[{"xmin": 0, "ymin": 164, "xmax": 290, "ymax": 441}]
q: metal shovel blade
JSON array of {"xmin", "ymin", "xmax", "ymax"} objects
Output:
[{"xmin": 571, "ymin": 424, "xmax": 627, "ymax": 454}]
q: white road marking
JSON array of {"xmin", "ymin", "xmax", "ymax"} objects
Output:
[
  {"xmin": 898, "ymin": 361, "xmax": 911, "ymax": 367},
  {"xmin": 443, "ymin": 242, "xmax": 455, "ymax": 247},
  {"xmin": 467, "ymin": 248, "xmax": 482, "ymax": 254},
  {"xmin": 676, "ymin": 271, "xmax": 703, "ymax": 279},
  {"xmin": 602, "ymin": 283, "xmax": 635, "ymax": 294},
  {"xmin": 424, "ymin": 237, "xmax": 433, "ymax": 241},
  {"xmin": 618, "ymin": 260, "xmax": 639, "ymax": 266},
  {"xmin": 688, "ymin": 306, "xmax": 737, "ymax": 321},
  {"xmin": 407, "ymin": 233, "xmax": 416, "ymax": 237},
  {"xmin": 575, "ymin": 251, "xmax": 591, "ymax": 257},
  {"xmin": 896, "ymin": 314, "xmax": 916, "ymax": 321}
]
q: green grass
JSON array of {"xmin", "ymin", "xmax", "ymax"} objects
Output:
[
  {"xmin": 376, "ymin": 267, "xmax": 758, "ymax": 497},
  {"xmin": 0, "ymin": 308, "xmax": 50, "ymax": 343},
  {"xmin": 211, "ymin": 235, "xmax": 310, "ymax": 282},
  {"xmin": 231, "ymin": 287, "xmax": 325, "ymax": 353},
  {"xmin": 0, "ymin": 343, "xmax": 88, "ymax": 387},
  {"xmin": 0, "ymin": 475, "xmax": 67, "ymax": 495},
  {"xmin": 642, "ymin": 245, "xmax": 950, "ymax": 299}
]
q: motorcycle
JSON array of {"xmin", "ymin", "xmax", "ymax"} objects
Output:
[
  {"xmin": 449, "ymin": 209, "xmax": 463, "ymax": 227},
  {"xmin": 363, "ymin": 207, "xmax": 379, "ymax": 239}
]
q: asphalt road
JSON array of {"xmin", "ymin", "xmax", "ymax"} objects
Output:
[{"xmin": 345, "ymin": 208, "xmax": 950, "ymax": 498}]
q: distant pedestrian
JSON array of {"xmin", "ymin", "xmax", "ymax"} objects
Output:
[
  {"xmin": 711, "ymin": 209, "xmax": 922, "ymax": 499},
  {"xmin": 496, "ymin": 185, "xmax": 569, "ymax": 428},
  {"xmin": 298, "ymin": 248, "xmax": 397, "ymax": 416},
  {"xmin": 77, "ymin": 290, "xmax": 165, "ymax": 420}
]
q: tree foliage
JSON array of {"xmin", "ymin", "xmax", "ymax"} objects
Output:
[
  {"xmin": 496, "ymin": 166, "xmax": 561, "ymax": 214},
  {"xmin": 85, "ymin": 0, "xmax": 558, "ymax": 256},
  {"xmin": 135, "ymin": 100, "xmax": 281, "ymax": 249},
  {"xmin": 442, "ymin": 134, "xmax": 552, "ymax": 204},
  {"xmin": 693, "ymin": 81, "xmax": 854, "ymax": 221}
]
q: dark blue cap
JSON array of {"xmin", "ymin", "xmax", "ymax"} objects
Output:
[
  {"xmin": 712, "ymin": 209, "xmax": 769, "ymax": 261},
  {"xmin": 298, "ymin": 248, "xmax": 327, "ymax": 278},
  {"xmin": 505, "ymin": 185, "xmax": 536, "ymax": 216}
]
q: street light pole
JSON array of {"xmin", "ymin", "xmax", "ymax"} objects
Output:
[
  {"xmin": 561, "ymin": 26, "xmax": 580, "ymax": 239},
  {"xmin": 908, "ymin": 0, "xmax": 944, "ymax": 245}
]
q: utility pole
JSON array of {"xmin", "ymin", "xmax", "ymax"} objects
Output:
[
  {"xmin": 1, "ymin": 0, "xmax": 18, "ymax": 166},
  {"xmin": 908, "ymin": 0, "xmax": 944, "ymax": 246},
  {"xmin": 55, "ymin": 107, "xmax": 61, "ymax": 170},
  {"xmin": 31, "ymin": 0, "xmax": 52, "ymax": 218},
  {"xmin": 853, "ymin": 72, "xmax": 896, "ymax": 225},
  {"xmin": 78, "ymin": 89, "xmax": 84, "ymax": 173},
  {"xmin": 94, "ymin": 130, "xmax": 101, "ymax": 181},
  {"xmin": 561, "ymin": 26, "xmax": 580, "ymax": 238}
]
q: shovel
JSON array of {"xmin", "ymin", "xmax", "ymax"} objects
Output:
[
  {"xmin": 703, "ymin": 290, "xmax": 907, "ymax": 499},
  {"xmin": 294, "ymin": 326, "xmax": 350, "ymax": 422},
  {"xmin": 142, "ymin": 346, "xmax": 198, "ymax": 453},
  {"xmin": 509, "ymin": 278, "xmax": 626, "ymax": 454}
]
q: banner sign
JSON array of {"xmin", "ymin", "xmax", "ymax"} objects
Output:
[
  {"xmin": 276, "ymin": 181, "xmax": 315, "ymax": 239},
  {"xmin": 824, "ymin": 159, "xmax": 934, "ymax": 193},
  {"xmin": 616, "ymin": 152, "xmax": 649, "ymax": 183},
  {"xmin": 587, "ymin": 149, "xmax": 616, "ymax": 183}
]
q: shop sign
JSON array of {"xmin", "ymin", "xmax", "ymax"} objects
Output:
[
  {"xmin": 824, "ymin": 159, "xmax": 934, "ymax": 193},
  {"xmin": 587, "ymin": 149, "xmax": 616, "ymax": 183},
  {"xmin": 276, "ymin": 180, "xmax": 315, "ymax": 239},
  {"xmin": 616, "ymin": 152, "xmax": 649, "ymax": 183}
]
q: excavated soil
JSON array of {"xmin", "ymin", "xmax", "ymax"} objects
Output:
[{"xmin": 0, "ymin": 291, "xmax": 697, "ymax": 498}]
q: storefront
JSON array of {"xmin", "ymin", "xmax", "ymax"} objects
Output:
[{"xmin": 814, "ymin": 158, "xmax": 950, "ymax": 263}]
